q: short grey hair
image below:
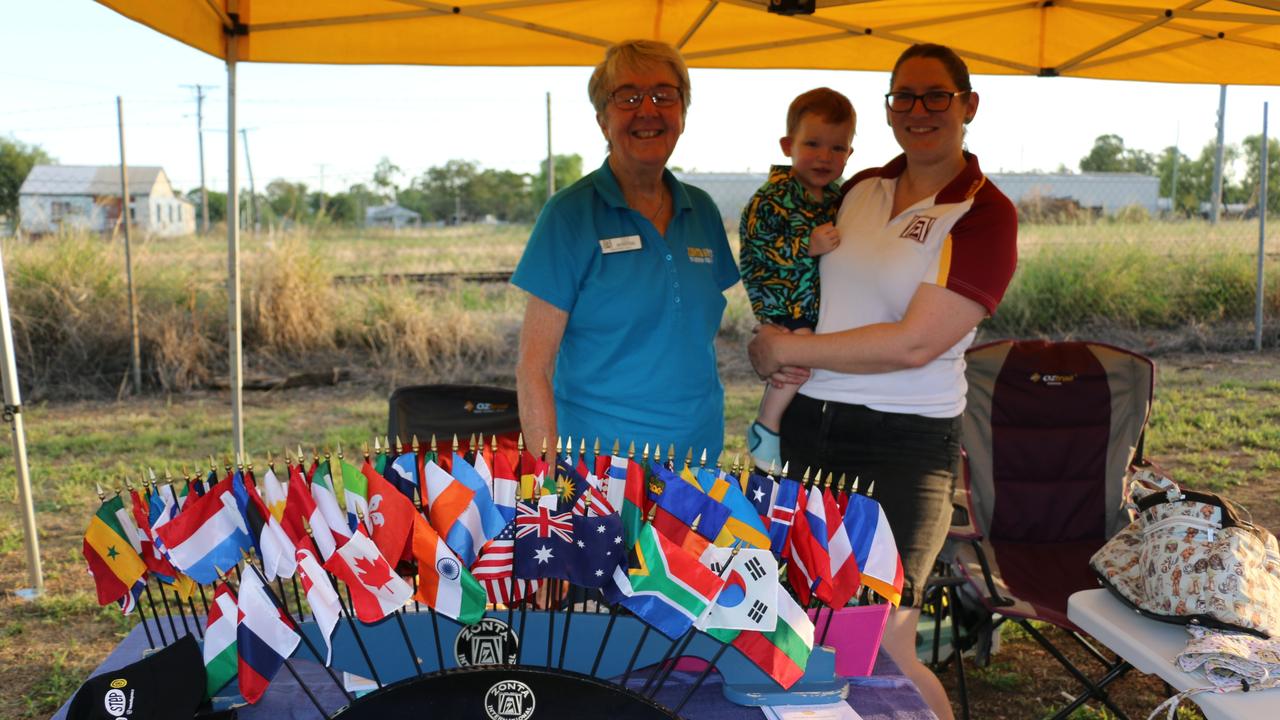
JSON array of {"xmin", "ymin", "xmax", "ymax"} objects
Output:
[{"xmin": 588, "ymin": 39, "xmax": 691, "ymax": 118}]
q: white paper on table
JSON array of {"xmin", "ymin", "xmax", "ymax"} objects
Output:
[{"xmin": 760, "ymin": 703, "xmax": 864, "ymax": 720}]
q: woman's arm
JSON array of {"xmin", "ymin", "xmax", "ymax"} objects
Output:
[
  {"xmin": 516, "ymin": 293, "xmax": 569, "ymax": 463},
  {"xmin": 749, "ymin": 283, "xmax": 987, "ymax": 378}
]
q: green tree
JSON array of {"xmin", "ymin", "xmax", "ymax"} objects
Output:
[
  {"xmin": 372, "ymin": 157, "xmax": 401, "ymax": 202},
  {"xmin": 266, "ymin": 179, "xmax": 312, "ymax": 222},
  {"xmin": 410, "ymin": 160, "xmax": 478, "ymax": 222},
  {"xmin": 185, "ymin": 188, "xmax": 226, "ymax": 223},
  {"xmin": 1156, "ymin": 146, "xmax": 1199, "ymax": 216},
  {"xmin": 1241, "ymin": 133, "xmax": 1280, "ymax": 215},
  {"xmin": 531, "ymin": 154, "xmax": 583, "ymax": 210},
  {"xmin": 0, "ymin": 137, "xmax": 53, "ymax": 221},
  {"xmin": 1080, "ymin": 134, "xmax": 1127, "ymax": 172},
  {"xmin": 466, "ymin": 168, "xmax": 534, "ymax": 221}
]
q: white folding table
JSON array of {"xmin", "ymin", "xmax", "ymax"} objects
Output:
[{"xmin": 1067, "ymin": 588, "xmax": 1280, "ymax": 720}]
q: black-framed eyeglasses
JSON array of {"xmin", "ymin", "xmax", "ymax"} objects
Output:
[
  {"xmin": 884, "ymin": 90, "xmax": 969, "ymax": 113},
  {"xmin": 609, "ymin": 84, "xmax": 683, "ymax": 110}
]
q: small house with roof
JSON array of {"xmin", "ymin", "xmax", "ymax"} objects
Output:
[
  {"xmin": 18, "ymin": 165, "xmax": 195, "ymax": 236},
  {"xmin": 365, "ymin": 202, "xmax": 422, "ymax": 230}
]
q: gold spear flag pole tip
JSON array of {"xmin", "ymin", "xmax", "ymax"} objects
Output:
[
  {"xmin": 613, "ymin": 438, "xmax": 620, "ymax": 456},
  {"xmin": 579, "ymin": 437, "xmax": 588, "ymax": 456},
  {"xmin": 95, "ymin": 482, "xmax": 106, "ymax": 499},
  {"xmin": 640, "ymin": 442, "xmax": 648, "ymax": 460},
  {"xmin": 669, "ymin": 444, "xmax": 678, "ymax": 463},
  {"xmin": 700, "ymin": 448, "xmax": 708, "ymax": 467},
  {"xmin": 518, "ymin": 433, "xmax": 525, "ymax": 451},
  {"xmin": 557, "ymin": 436, "xmax": 564, "ymax": 455},
  {"xmin": 593, "ymin": 437, "xmax": 601, "ymax": 457},
  {"xmin": 627, "ymin": 440, "xmax": 635, "ymax": 459},
  {"xmin": 781, "ymin": 460, "xmax": 790, "ymax": 478}
]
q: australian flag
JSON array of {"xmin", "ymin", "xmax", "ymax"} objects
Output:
[
  {"xmin": 568, "ymin": 513, "xmax": 625, "ymax": 588},
  {"xmin": 513, "ymin": 498, "xmax": 574, "ymax": 581}
]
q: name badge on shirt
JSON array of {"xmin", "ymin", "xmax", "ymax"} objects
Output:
[
  {"xmin": 687, "ymin": 247, "xmax": 714, "ymax": 264},
  {"xmin": 600, "ymin": 235, "xmax": 642, "ymax": 254}
]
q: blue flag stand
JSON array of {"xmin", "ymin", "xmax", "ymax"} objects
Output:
[{"xmin": 213, "ymin": 608, "xmax": 848, "ymax": 715}]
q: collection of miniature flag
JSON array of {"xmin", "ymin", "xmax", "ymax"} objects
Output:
[{"xmin": 82, "ymin": 435, "xmax": 903, "ymax": 700}]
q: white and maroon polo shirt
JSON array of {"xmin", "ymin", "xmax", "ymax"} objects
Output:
[{"xmin": 801, "ymin": 153, "xmax": 1018, "ymax": 418}]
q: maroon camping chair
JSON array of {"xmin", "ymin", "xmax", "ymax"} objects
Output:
[{"xmin": 937, "ymin": 340, "xmax": 1155, "ymax": 720}]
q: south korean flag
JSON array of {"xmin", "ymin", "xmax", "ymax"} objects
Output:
[{"xmin": 695, "ymin": 546, "xmax": 779, "ymax": 632}]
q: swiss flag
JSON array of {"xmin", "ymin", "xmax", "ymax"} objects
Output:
[{"xmin": 361, "ymin": 458, "xmax": 416, "ymax": 563}]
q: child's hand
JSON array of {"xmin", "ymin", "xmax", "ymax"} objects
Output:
[{"xmin": 807, "ymin": 223, "xmax": 840, "ymax": 257}]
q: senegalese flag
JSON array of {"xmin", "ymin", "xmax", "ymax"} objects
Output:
[
  {"xmin": 708, "ymin": 588, "xmax": 815, "ymax": 690},
  {"xmin": 203, "ymin": 581, "xmax": 239, "ymax": 698},
  {"xmin": 602, "ymin": 522, "xmax": 725, "ymax": 639},
  {"xmin": 83, "ymin": 495, "xmax": 149, "ymax": 607}
]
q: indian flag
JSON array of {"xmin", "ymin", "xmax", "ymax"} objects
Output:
[
  {"xmin": 410, "ymin": 514, "xmax": 486, "ymax": 625},
  {"xmin": 203, "ymin": 582, "xmax": 239, "ymax": 698}
]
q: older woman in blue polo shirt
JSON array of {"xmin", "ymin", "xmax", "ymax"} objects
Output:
[{"xmin": 513, "ymin": 39, "xmax": 738, "ymax": 464}]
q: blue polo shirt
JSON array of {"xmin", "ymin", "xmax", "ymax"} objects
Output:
[{"xmin": 512, "ymin": 158, "xmax": 739, "ymax": 461}]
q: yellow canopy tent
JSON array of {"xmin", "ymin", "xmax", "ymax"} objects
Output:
[{"xmin": 90, "ymin": 0, "xmax": 1280, "ymax": 455}]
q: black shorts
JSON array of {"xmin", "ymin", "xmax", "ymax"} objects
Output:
[{"xmin": 780, "ymin": 393, "xmax": 961, "ymax": 608}]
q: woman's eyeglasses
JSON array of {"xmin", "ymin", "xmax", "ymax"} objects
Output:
[
  {"xmin": 884, "ymin": 90, "xmax": 969, "ymax": 113},
  {"xmin": 609, "ymin": 85, "xmax": 683, "ymax": 110}
]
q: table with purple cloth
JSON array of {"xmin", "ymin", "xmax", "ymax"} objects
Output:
[{"xmin": 54, "ymin": 621, "xmax": 936, "ymax": 720}]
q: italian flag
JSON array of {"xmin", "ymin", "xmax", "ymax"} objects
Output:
[
  {"xmin": 411, "ymin": 514, "xmax": 486, "ymax": 625},
  {"xmin": 338, "ymin": 459, "xmax": 370, "ymax": 534},
  {"xmin": 311, "ymin": 460, "xmax": 353, "ymax": 545},
  {"xmin": 203, "ymin": 582, "xmax": 239, "ymax": 698},
  {"xmin": 711, "ymin": 589, "xmax": 814, "ymax": 690}
]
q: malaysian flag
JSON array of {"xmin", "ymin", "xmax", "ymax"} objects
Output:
[{"xmin": 472, "ymin": 521, "xmax": 537, "ymax": 606}]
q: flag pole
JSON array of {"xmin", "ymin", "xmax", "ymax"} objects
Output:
[{"xmin": 618, "ymin": 624, "xmax": 652, "ymax": 689}]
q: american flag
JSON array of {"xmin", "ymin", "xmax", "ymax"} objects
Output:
[
  {"xmin": 472, "ymin": 521, "xmax": 537, "ymax": 605},
  {"xmin": 571, "ymin": 479, "xmax": 616, "ymax": 517}
]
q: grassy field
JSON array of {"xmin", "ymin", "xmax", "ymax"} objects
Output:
[
  {"xmin": 0, "ymin": 347, "xmax": 1277, "ymax": 720},
  {"xmin": 0, "ymin": 222, "xmax": 1277, "ymax": 719}
]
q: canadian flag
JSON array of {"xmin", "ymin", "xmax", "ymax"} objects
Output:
[{"xmin": 322, "ymin": 527, "xmax": 412, "ymax": 623}]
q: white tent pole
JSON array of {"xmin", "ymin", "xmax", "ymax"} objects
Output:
[
  {"xmin": 227, "ymin": 36, "xmax": 244, "ymax": 459},
  {"xmin": 1257, "ymin": 102, "xmax": 1269, "ymax": 353},
  {"xmin": 0, "ymin": 241, "xmax": 42, "ymax": 599}
]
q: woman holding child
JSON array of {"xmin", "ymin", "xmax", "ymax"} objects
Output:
[{"xmin": 749, "ymin": 44, "xmax": 1018, "ymax": 720}]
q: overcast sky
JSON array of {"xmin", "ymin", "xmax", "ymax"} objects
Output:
[{"xmin": 4, "ymin": 0, "xmax": 1278, "ymax": 195}]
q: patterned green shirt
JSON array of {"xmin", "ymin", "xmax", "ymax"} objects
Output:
[{"xmin": 738, "ymin": 164, "xmax": 842, "ymax": 326}]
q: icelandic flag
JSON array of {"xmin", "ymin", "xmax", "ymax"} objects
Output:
[
  {"xmin": 236, "ymin": 567, "xmax": 300, "ymax": 704},
  {"xmin": 840, "ymin": 492, "xmax": 905, "ymax": 606},
  {"xmin": 154, "ymin": 475, "xmax": 254, "ymax": 585},
  {"xmin": 423, "ymin": 459, "xmax": 489, "ymax": 567},
  {"xmin": 767, "ymin": 477, "xmax": 801, "ymax": 556}
]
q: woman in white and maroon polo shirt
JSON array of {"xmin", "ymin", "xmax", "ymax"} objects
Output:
[{"xmin": 748, "ymin": 43, "xmax": 1018, "ymax": 720}]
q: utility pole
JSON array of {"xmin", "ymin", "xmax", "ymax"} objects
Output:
[
  {"xmin": 1170, "ymin": 123, "xmax": 1180, "ymax": 217},
  {"xmin": 116, "ymin": 96, "xmax": 142, "ymax": 395},
  {"xmin": 241, "ymin": 128, "xmax": 257, "ymax": 231},
  {"xmin": 317, "ymin": 163, "xmax": 328, "ymax": 218},
  {"xmin": 546, "ymin": 92, "xmax": 555, "ymax": 200},
  {"xmin": 1211, "ymin": 85, "xmax": 1228, "ymax": 224},
  {"xmin": 182, "ymin": 84, "xmax": 214, "ymax": 232}
]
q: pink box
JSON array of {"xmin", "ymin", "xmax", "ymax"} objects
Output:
[{"xmin": 806, "ymin": 604, "xmax": 891, "ymax": 677}]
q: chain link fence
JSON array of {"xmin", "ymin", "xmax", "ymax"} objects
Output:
[{"xmin": 678, "ymin": 170, "xmax": 1278, "ymax": 352}]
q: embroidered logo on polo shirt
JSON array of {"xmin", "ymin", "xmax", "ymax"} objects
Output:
[
  {"xmin": 687, "ymin": 247, "xmax": 714, "ymax": 264},
  {"xmin": 899, "ymin": 215, "xmax": 936, "ymax": 243}
]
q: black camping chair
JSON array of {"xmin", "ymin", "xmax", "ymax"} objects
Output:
[
  {"xmin": 387, "ymin": 384, "xmax": 520, "ymax": 452},
  {"xmin": 925, "ymin": 340, "xmax": 1155, "ymax": 720}
]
